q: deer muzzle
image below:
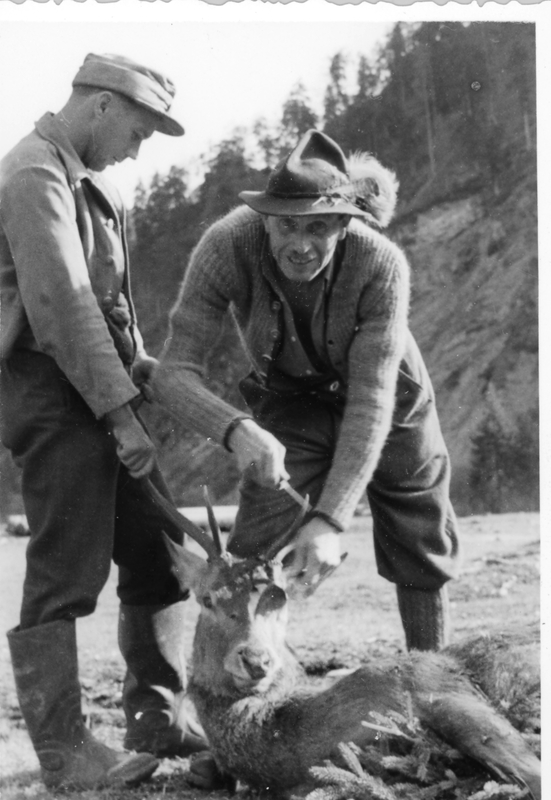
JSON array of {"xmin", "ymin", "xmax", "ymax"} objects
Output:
[
  {"xmin": 224, "ymin": 642, "xmax": 276, "ymax": 691},
  {"xmin": 238, "ymin": 645, "xmax": 272, "ymax": 680}
]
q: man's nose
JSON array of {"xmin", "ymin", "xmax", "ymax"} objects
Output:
[
  {"xmin": 290, "ymin": 232, "xmax": 312, "ymax": 253},
  {"xmin": 126, "ymin": 143, "xmax": 141, "ymax": 161}
]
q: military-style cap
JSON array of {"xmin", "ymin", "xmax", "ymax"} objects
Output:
[{"xmin": 73, "ymin": 52, "xmax": 184, "ymax": 137}]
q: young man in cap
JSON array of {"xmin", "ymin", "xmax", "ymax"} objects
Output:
[
  {"xmin": 155, "ymin": 129, "xmax": 460, "ymax": 656},
  {"xmin": 0, "ymin": 53, "xmax": 207, "ymax": 790}
]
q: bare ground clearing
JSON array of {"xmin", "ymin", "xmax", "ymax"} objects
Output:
[{"xmin": 0, "ymin": 512, "xmax": 541, "ymax": 800}]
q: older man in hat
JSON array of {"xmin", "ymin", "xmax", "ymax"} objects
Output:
[
  {"xmin": 0, "ymin": 54, "xmax": 208, "ymax": 790},
  {"xmin": 155, "ymin": 130, "xmax": 460, "ymax": 659}
]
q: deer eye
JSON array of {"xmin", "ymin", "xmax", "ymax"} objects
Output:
[{"xmin": 202, "ymin": 595, "xmax": 213, "ymax": 609}]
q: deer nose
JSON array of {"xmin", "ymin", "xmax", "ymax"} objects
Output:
[{"xmin": 238, "ymin": 646, "xmax": 271, "ymax": 680}]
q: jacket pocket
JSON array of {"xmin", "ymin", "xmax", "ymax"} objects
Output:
[{"xmin": 393, "ymin": 342, "xmax": 433, "ymax": 424}]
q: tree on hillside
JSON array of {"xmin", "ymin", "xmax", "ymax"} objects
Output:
[
  {"xmin": 253, "ymin": 83, "xmax": 319, "ymax": 169},
  {"xmin": 384, "ymin": 23, "xmax": 410, "ymax": 110},
  {"xmin": 130, "ymin": 166, "xmax": 197, "ymax": 351},
  {"xmin": 199, "ymin": 131, "xmax": 258, "ymax": 225},
  {"xmin": 280, "ymin": 82, "xmax": 319, "ymax": 148},
  {"xmin": 343, "ymin": 56, "xmax": 383, "ymax": 155},
  {"xmin": 506, "ymin": 23, "xmax": 536, "ymax": 152},
  {"xmin": 324, "ymin": 52, "xmax": 351, "ymax": 143},
  {"xmin": 469, "ymin": 409, "xmax": 539, "ymax": 514},
  {"xmin": 356, "ymin": 54, "xmax": 381, "ymax": 99},
  {"xmin": 253, "ymin": 117, "xmax": 281, "ymax": 169}
]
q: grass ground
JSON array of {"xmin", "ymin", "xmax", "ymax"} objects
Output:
[{"xmin": 0, "ymin": 511, "xmax": 540, "ymax": 800}]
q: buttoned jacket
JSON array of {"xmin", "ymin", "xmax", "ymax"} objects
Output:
[
  {"xmin": 0, "ymin": 113, "xmax": 142, "ymax": 418},
  {"xmin": 157, "ymin": 205, "xmax": 417, "ymax": 528}
]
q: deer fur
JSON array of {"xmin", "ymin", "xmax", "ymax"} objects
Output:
[{"xmin": 144, "ymin": 480, "xmax": 541, "ymax": 798}]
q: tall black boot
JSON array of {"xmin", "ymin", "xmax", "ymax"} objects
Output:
[
  {"xmin": 7, "ymin": 620, "xmax": 158, "ymax": 790},
  {"xmin": 119, "ymin": 602, "xmax": 208, "ymax": 757},
  {"xmin": 396, "ymin": 585, "xmax": 451, "ymax": 651}
]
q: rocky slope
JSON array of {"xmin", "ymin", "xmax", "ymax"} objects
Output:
[{"xmin": 393, "ymin": 167, "xmax": 538, "ymax": 514}]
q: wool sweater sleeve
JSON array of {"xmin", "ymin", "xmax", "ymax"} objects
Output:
[
  {"xmin": 315, "ymin": 237, "xmax": 410, "ymax": 530},
  {"xmin": 153, "ymin": 216, "xmax": 251, "ymax": 445}
]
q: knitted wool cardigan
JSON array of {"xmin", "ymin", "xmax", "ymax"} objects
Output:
[{"xmin": 155, "ymin": 205, "xmax": 410, "ymax": 530}]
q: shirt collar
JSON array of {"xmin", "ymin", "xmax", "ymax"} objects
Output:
[
  {"xmin": 35, "ymin": 112, "xmax": 93, "ymax": 185},
  {"xmin": 35, "ymin": 112, "xmax": 122, "ymax": 216}
]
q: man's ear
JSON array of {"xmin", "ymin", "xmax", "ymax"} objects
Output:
[
  {"xmin": 338, "ymin": 215, "xmax": 351, "ymax": 240},
  {"xmin": 94, "ymin": 91, "xmax": 114, "ymax": 119}
]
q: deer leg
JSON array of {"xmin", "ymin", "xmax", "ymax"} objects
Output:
[{"xmin": 417, "ymin": 690, "xmax": 541, "ymax": 800}]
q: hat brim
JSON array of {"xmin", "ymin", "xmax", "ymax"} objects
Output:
[
  {"xmin": 134, "ymin": 100, "xmax": 184, "ymax": 137},
  {"xmin": 239, "ymin": 191, "xmax": 368, "ymax": 217}
]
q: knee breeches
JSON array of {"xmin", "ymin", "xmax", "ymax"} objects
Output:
[{"xmin": 228, "ymin": 347, "xmax": 460, "ymax": 590}]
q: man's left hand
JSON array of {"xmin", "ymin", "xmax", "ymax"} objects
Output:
[
  {"xmin": 132, "ymin": 354, "xmax": 160, "ymax": 402},
  {"xmin": 286, "ymin": 518, "xmax": 342, "ymax": 598}
]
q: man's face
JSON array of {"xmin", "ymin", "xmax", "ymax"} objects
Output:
[
  {"xmin": 263, "ymin": 214, "xmax": 348, "ymax": 282},
  {"xmin": 85, "ymin": 93, "xmax": 158, "ymax": 172}
]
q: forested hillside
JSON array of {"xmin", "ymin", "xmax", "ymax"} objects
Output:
[{"xmin": 0, "ymin": 21, "xmax": 537, "ymax": 517}]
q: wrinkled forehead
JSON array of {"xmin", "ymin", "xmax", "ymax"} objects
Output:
[{"xmin": 268, "ymin": 212, "xmax": 345, "ymax": 224}]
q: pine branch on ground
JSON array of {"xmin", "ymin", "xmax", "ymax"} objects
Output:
[{"xmin": 301, "ymin": 710, "xmax": 531, "ymax": 800}]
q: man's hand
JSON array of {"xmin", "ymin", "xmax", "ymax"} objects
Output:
[
  {"xmin": 286, "ymin": 517, "xmax": 343, "ymax": 598},
  {"xmin": 132, "ymin": 353, "xmax": 160, "ymax": 402},
  {"xmin": 104, "ymin": 403, "xmax": 156, "ymax": 478},
  {"xmin": 228, "ymin": 419, "xmax": 289, "ymax": 488}
]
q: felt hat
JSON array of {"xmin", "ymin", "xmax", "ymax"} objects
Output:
[
  {"xmin": 73, "ymin": 53, "xmax": 184, "ymax": 137},
  {"xmin": 239, "ymin": 129, "xmax": 398, "ymax": 227}
]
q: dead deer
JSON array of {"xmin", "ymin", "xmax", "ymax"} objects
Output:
[{"xmin": 144, "ymin": 480, "xmax": 541, "ymax": 799}]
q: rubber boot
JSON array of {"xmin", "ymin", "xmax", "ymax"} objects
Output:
[
  {"xmin": 119, "ymin": 602, "xmax": 208, "ymax": 757},
  {"xmin": 7, "ymin": 620, "xmax": 158, "ymax": 790},
  {"xmin": 396, "ymin": 585, "xmax": 451, "ymax": 651}
]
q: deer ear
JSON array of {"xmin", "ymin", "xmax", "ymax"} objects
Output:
[
  {"xmin": 163, "ymin": 531, "xmax": 210, "ymax": 595},
  {"xmin": 255, "ymin": 585, "xmax": 287, "ymax": 617}
]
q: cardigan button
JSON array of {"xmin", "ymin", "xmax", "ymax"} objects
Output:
[
  {"xmin": 329, "ymin": 381, "xmax": 340, "ymax": 392},
  {"xmin": 271, "ymin": 301, "xmax": 281, "ymax": 312},
  {"xmin": 270, "ymin": 330, "xmax": 280, "ymax": 341}
]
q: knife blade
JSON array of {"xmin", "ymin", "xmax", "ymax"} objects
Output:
[{"xmin": 279, "ymin": 479, "xmax": 313, "ymax": 512}]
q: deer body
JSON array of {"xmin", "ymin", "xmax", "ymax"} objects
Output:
[
  {"xmin": 190, "ymin": 639, "xmax": 540, "ymax": 796},
  {"xmin": 150, "ymin": 483, "xmax": 540, "ymax": 798}
]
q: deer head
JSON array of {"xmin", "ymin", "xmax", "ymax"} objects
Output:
[{"xmin": 142, "ymin": 479, "xmax": 308, "ymax": 698}]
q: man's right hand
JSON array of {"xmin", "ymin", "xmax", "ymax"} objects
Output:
[
  {"xmin": 104, "ymin": 403, "xmax": 156, "ymax": 478},
  {"xmin": 228, "ymin": 419, "xmax": 289, "ymax": 488}
]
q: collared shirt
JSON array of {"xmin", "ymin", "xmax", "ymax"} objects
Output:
[{"xmin": 262, "ymin": 242, "xmax": 343, "ymax": 383}]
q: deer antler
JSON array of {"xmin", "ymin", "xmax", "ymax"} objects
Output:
[
  {"xmin": 264, "ymin": 494, "xmax": 310, "ymax": 561},
  {"xmin": 140, "ymin": 477, "xmax": 220, "ymax": 560},
  {"xmin": 203, "ymin": 485, "xmax": 223, "ymax": 555}
]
